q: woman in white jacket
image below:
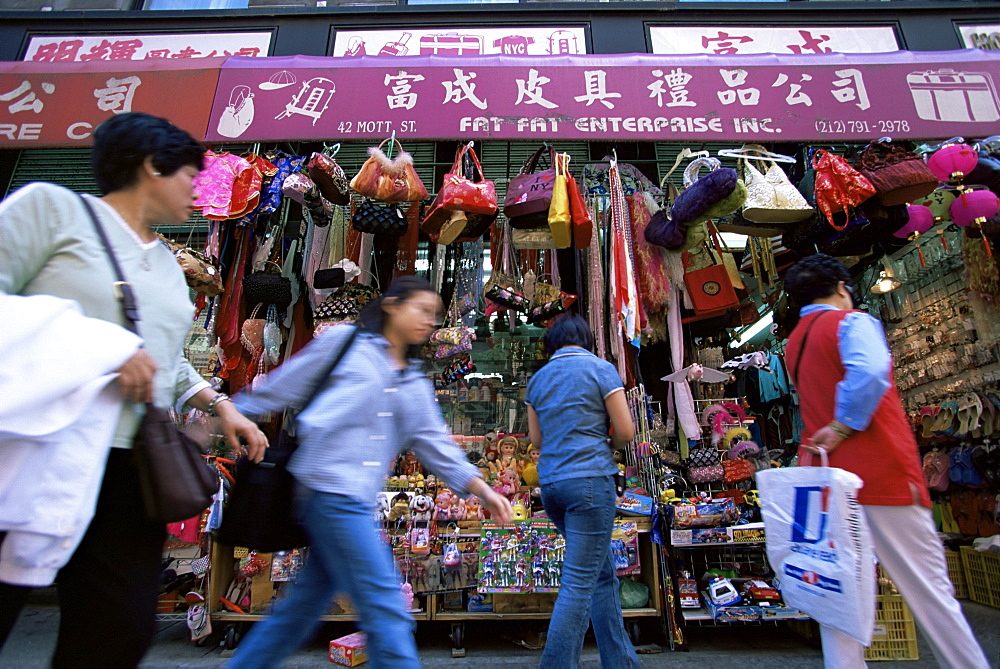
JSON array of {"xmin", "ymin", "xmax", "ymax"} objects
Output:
[{"xmin": 0, "ymin": 112, "xmax": 267, "ymax": 668}]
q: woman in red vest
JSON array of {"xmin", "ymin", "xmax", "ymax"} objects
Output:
[{"xmin": 784, "ymin": 254, "xmax": 986, "ymax": 668}]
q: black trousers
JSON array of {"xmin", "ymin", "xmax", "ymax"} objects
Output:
[{"xmin": 0, "ymin": 448, "xmax": 166, "ymax": 668}]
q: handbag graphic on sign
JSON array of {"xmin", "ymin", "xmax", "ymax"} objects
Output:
[
  {"xmin": 379, "ymin": 32, "xmax": 412, "ymax": 56},
  {"xmin": 907, "ymin": 69, "xmax": 1000, "ymax": 123},
  {"xmin": 217, "ymin": 85, "xmax": 255, "ymax": 139},
  {"xmin": 419, "ymin": 33, "xmax": 484, "ymax": 56}
]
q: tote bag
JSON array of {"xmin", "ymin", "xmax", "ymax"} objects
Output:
[
  {"xmin": 756, "ymin": 450, "xmax": 876, "ymax": 645},
  {"xmin": 683, "ymin": 224, "xmax": 740, "ymax": 315}
]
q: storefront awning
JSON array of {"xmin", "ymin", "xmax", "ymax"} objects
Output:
[
  {"xmin": 0, "ymin": 57, "xmax": 225, "ymax": 148},
  {"xmin": 3, "ymin": 50, "xmax": 999, "ymax": 147},
  {"xmin": 204, "ymin": 50, "xmax": 1000, "ymax": 143}
]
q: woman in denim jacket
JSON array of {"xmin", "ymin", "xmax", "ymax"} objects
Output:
[{"xmin": 525, "ymin": 313, "xmax": 639, "ymax": 668}]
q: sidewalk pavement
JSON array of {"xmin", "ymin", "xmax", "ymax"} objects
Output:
[{"xmin": 1, "ymin": 596, "xmax": 997, "ymax": 667}]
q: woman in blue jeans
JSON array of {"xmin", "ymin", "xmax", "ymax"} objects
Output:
[
  {"xmin": 525, "ymin": 313, "xmax": 640, "ymax": 669},
  {"xmin": 229, "ymin": 276, "xmax": 512, "ymax": 668}
]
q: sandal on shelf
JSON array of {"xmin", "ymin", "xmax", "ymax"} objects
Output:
[
  {"xmin": 975, "ymin": 393, "xmax": 995, "ymax": 438},
  {"xmin": 920, "ymin": 406, "xmax": 941, "ymax": 439},
  {"xmin": 932, "ymin": 400, "xmax": 958, "ymax": 436}
]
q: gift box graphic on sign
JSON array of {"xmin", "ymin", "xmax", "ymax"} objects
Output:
[
  {"xmin": 419, "ymin": 33, "xmax": 484, "ymax": 56},
  {"xmin": 907, "ymin": 69, "xmax": 1000, "ymax": 123}
]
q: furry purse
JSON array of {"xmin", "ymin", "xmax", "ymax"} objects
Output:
[
  {"xmin": 671, "ymin": 158, "xmax": 743, "ymax": 225},
  {"xmin": 350, "ymin": 138, "xmax": 429, "ymax": 203}
]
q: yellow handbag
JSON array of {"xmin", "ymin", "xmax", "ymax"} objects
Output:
[{"xmin": 548, "ymin": 153, "xmax": 572, "ymax": 249}]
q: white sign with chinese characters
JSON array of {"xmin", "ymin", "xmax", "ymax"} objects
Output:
[
  {"xmin": 650, "ymin": 26, "xmax": 898, "ymax": 55},
  {"xmin": 960, "ymin": 25, "xmax": 1000, "ymax": 50},
  {"xmin": 23, "ymin": 32, "xmax": 272, "ymax": 62},
  {"xmin": 332, "ymin": 28, "xmax": 587, "ymax": 57}
]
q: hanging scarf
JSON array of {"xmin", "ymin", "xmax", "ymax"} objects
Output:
[
  {"xmin": 608, "ymin": 159, "xmax": 641, "ymax": 347},
  {"xmin": 586, "ymin": 201, "xmax": 608, "ymax": 361}
]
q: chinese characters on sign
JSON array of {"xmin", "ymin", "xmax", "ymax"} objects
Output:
[
  {"xmin": 649, "ymin": 26, "xmax": 899, "ymax": 55},
  {"xmin": 23, "ymin": 33, "xmax": 272, "ymax": 62},
  {"xmin": 205, "ymin": 52, "xmax": 1000, "ymax": 143}
]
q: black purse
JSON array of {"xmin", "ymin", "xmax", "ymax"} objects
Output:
[
  {"xmin": 217, "ymin": 326, "xmax": 361, "ymax": 552},
  {"xmin": 243, "ymin": 266, "xmax": 293, "ymax": 311},
  {"xmin": 352, "ymin": 198, "xmax": 408, "ymax": 237},
  {"xmin": 79, "ymin": 196, "xmax": 217, "ymax": 524}
]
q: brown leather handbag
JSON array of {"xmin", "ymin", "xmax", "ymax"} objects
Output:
[{"xmin": 855, "ymin": 140, "xmax": 938, "ymax": 207}]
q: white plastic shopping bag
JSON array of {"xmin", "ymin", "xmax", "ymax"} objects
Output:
[{"xmin": 756, "ymin": 450, "xmax": 875, "ymax": 645}]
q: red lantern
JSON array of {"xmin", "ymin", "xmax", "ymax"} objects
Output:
[
  {"xmin": 894, "ymin": 205, "xmax": 935, "ymax": 239},
  {"xmin": 927, "ymin": 143, "xmax": 979, "ymax": 183},
  {"xmin": 950, "ymin": 188, "xmax": 1000, "ymax": 227}
]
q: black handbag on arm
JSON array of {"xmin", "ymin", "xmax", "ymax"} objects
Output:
[
  {"xmin": 216, "ymin": 326, "xmax": 361, "ymax": 552},
  {"xmin": 79, "ymin": 195, "xmax": 217, "ymax": 524}
]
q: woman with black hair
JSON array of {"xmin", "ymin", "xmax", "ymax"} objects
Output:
[
  {"xmin": 230, "ymin": 275, "xmax": 512, "ymax": 668},
  {"xmin": 0, "ymin": 112, "xmax": 267, "ymax": 667},
  {"xmin": 525, "ymin": 313, "xmax": 640, "ymax": 669}
]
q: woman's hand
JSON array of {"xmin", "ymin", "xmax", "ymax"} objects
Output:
[
  {"xmin": 468, "ymin": 478, "xmax": 513, "ymax": 523},
  {"xmin": 215, "ymin": 401, "xmax": 269, "ymax": 463},
  {"xmin": 115, "ymin": 349, "xmax": 157, "ymax": 404}
]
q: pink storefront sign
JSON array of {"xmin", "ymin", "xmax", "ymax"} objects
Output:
[{"xmin": 204, "ymin": 50, "xmax": 1000, "ymax": 142}]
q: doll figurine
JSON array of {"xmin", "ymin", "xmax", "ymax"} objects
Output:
[
  {"xmin": 387, "ymin": 491, "xmax": 411, "ymax": 522},
  {"xmin": 464, "ymin": 495, "xmax": 484, "ymax": 521},
  {"xmin": 520, "ymin": 445, "xmax": 541, "ymax": 487},
  {"xmin": 495, "ymin": 436, "xmax": 521, "ymax": 475},
  {"xmin": 448, "ymin": 495, "xmax": 466, "ymax": 522},
  {"xmin": 493, "ymin": 468, "xmax": 519, "ymax": 499},
  {"xmin": 432, "ymin": 489, "xmax": 454, "ymax": 522}
]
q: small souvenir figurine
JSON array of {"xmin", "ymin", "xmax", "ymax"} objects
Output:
[
  {"xmin": 494, "ymin": 468, "xmax": 519, "ymax": 499},
  {"xmin": 495, "ymin": 436, "xmax": 521, "ymax": 474},
  {"xmin": 521, "ymin": 445, "xmax": 541, "ymax": 486},
  {"xmin": 410, "ymin": 493, "xmax": 434, "ymax": 523},
  {"xmin": 464, "ymin": 495, "xmax": 484, "ymax": 521},
  {"xmin": 387, "ymin": 491, "xmax": 411, "ymax": 522},
  {"xmin": 433, "ymin": 489, "xmax": 454, "ymax": 522},
  {"xmin": 448, "ymin": 495, "xmax": 466, "ymax": 522}
]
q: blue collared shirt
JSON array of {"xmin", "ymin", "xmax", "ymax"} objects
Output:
[
  {"xmin": 798, "ymin": 304, "xmax": 892, "ymax": 431},
  {"xmin": 524, "ymin": 346, "xmax": 624, "ymax": 485},
  {"xmin": 234, "ymin": 325, "xmax": 478, "ymax": 506}
]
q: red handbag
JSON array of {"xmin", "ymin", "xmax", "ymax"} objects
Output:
[
  {"xmin": 566, "ymin": 171, "xmax": 593, "ymax": 249},
  {"xmin": 504, "ymin": 144, "xmax": 556, "ymax": 228},
  {"xmin": 811, "ymin": 149, "xmax": 876, "ymax": 231},
  {"xmin": 683, "ymin": 224, "xmax": 740, "ymax": 316},
  {"xmin": 723, "ymin": 458, "xmax": 756, "ymax": 484},
  {"xmin": 438, "ymin": 144, "xmax": 497, "ymax": 216}
]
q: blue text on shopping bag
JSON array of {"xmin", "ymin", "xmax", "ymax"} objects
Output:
[{"xmin": 791, "ymin": 486, "xmax": 834, "ymax": 547}]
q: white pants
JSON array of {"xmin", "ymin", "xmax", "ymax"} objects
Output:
[{"xmin": 820, "ymin": 504, "xmax": 989, "ymax": 669}]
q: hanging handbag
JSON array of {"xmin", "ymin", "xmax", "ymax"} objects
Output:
[
  {"xmin": 811, "ymin": 148, "xmax": 877, "ymax": 230},
  {"xmin": 483, "ymin": 271, "xmax": 530, "ymax": 312},
  {"xmin": 242, "ymin": 262, "xmax": 293, "ymax": 311},
  {"xmin": 79, "ymin": 196, "xmax": 216, "ymax": 524},
  {"xmin": 504, "ymin": 144, "xmax": 557, "ymax": 228},
  {"xmin": 687, "ymin": 464, "xmax": 725, "ymax": 484},
  {"xmin": 671, "ymin": 157, "xmax": 743, "ymax": 225},
  {"xmin": 566, "ymin": 168, "xmax": 593, "ymax": 249},
  {"xmin": 349, "ymin": 137, "xmax": 429, "ymax": 203},
  {"xmin": 307, "ymin": 144, "xmax": 351, "ymax": 206},
  {"xmin": 723, "ymin": 458, "xmax": 757, "ymax": 484},
  {"xmin": 281, "ymin": 172, "xmax": 314, "ymax": 206},
  {"xmin": 302, "ymin": 185, "xmax": 332, "ymax": 228},
  {"xmin": 855, "ymin": 140, "xmax": 939, "ymax": 207},
  {"xmin": 218, "ymin": 327, "xmax": 361, "ymax": 552},
  {"xmin": 156, "ymin": 233, "xmax": 224, "ymax": 297},
  {"xmin": 352, "ymin": 198, "xmax": 409, "ymax": 237},
  {"xmin": 740, "ymin": 145, "xmax": 814, "ymax": 223},
  {"xmin": 527, "ymin": 291, "xmax": 577, "ymax": 325},
  {"xmin": 548, "ymin": 153, "xmax": 572, "ymax": 249},
  {"xmin": 437, "ymin": 143, "xmax": 498, "ymax": 216},
  {"xmin": 645, "ymin": 181, "xmax": 686, "ymax": 250},
  {"xmin": 683, "ymin": 223, "xmax": 740, "ymax": 315}
]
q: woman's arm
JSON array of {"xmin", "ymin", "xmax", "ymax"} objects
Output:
[
  {"xmin": 527, "ymin": 405, "xmax": 542, "ymax": 452},
  {"xmin": 187, "ymin": 388, "xmax": 269, "ymax": 463},
  {"xmin": 605, "ymin": 389, "xmax": 635, "ymax": 451}
]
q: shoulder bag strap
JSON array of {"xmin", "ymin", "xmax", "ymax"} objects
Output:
[
  {"xmin": 300, "ymin": 326, "xmax": 361, "ymax": 409},
  {"xmin": 789, "ymin": 310, "xmax": 833, "ymax": 388},
  {"xmin": 78, "ymin": 194, "xmax": 142, "ymax": 333}
]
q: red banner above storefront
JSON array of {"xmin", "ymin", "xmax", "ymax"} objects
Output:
[
  {"xmin": 204, "ymin": 50, "xmax": 1000, "ymax": 143},
  {"xmin": 0, "ymin": 57, "xmax": 224, "ymax": 147}
]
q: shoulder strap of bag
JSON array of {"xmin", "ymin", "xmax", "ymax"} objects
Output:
[
  {"xmin": 79, "ymin": 194, "xmax": 142, "ymax": 334},
  {"xmin": 300, "ymin": 326, "xmax": 361, "ymax": 409},
  {"xmin": 789, "ymin": 310, "xmax": 833, "ymax": 388}
]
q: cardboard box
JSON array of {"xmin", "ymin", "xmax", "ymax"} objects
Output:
[
  {"xmin": 670, "ymin": 523, "xmax": 766, "ymax": 546},
  {"xmin": 329, "ymin": 632, "xmax": 367, "ymax": 666},
  {"xmin": 491, "ymin": 593, "xmax": 557, "ymax": 614},
  {"xmin": 615, "ymin": 492, "xmax": 653, "ymax": 516}
]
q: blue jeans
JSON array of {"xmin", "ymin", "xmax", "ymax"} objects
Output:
[
  {"xmin": 540, "ymin": 476, "xmax": 639, "ymax": 669},
  {"xmin": 229, "ymin": 490, "xmax": 419, "ymax": 669}
]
